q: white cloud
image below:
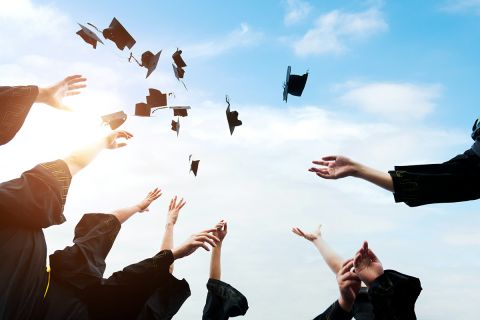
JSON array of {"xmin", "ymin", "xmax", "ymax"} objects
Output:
[
  {"xmin": 293, "ymin": 8, "xmax": 388, "ymax": 56},
  {"xmin": 443, "ymin": 231, "xmax": 480, "ymax": 246},
  {"xmin": 185, "ymin": 23, "xmax": 263, "ymax": 58},
  {"xmin": 339, "ymin": 82, "xmax": 442, "ymax": 122},
  {"xmin": 441, "ymin": 0, "xmax": 480, "ymax": 14},
  {"xmin": 284, "ymin": 0, "xmax": 312, "ymax": 25}
]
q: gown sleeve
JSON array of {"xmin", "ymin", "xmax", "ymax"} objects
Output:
[
  {"xmin": 388, "ymin": 149, "xmax": 480, "ymax": 206},
  {"xmin": 84, "ymin": 250, "xmax": 190, "ymax": 320},
  {"xmin": 49, "ymin": 213, "xmax": 121, "ymax": 290},
  {"xmin": 0, "ymin": 85, "xmax": 39, "ymax": 145},
  {"xmin": 0, "ymin": 159, "xmax": 71, "ymax": 228},
  {"xmin": 368, "ymin": 269, "xmax": 422, "ymax": 320},
  {"xmin": 313, "ymin": 300, "xmax": 353, "ymax": 320},
  {"xmin": 202, "ymin": 279, "xmax": 249, "ymax": 320}
]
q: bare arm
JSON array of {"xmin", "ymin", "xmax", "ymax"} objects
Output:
[
  {"xmin": 109, "ymin": 188, "xmax": 162, "ymax": 224},
  {"xmin": 309, "ymin": 155, "xmax": 394, "ymax": 192},
  {"xmin": 63, "ymin": 130, "xmax": 133, "ymax": 176},
  {"xmin": 160, "ymin": 196, "xmax": 186, "ymax": 251},
  {"xmin": 292, "ymin": 225, "xmax": 343, "ymax": 274},
  {"xmin": 210, "ymin": 220, "xmax": 227, "ymax": 280}
]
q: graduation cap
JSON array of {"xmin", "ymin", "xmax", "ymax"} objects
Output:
[
  {"xmin": 170, "ymin": 106, "xmax": 191, "ymax": 117},
  {"xmin": 141, "ymin": 50, "xmax": 161, "ymax": 78},
  {"xmin": 76, "ymin": 23, "xmax": 104, "ymax": 49},
  {"xmin": 283, "ymin": 65, "xmax": 308, "ymax": 102},
  {"xmin": 172, "ymin": 49, "xmax": 187, "ymax": 68},
  {"xmin": 135, "ymin": 102, "xmax": 151, "ymax": 117},
  {"xmin": 225, "ymin": 95, "xmax": 242, "ymax": 135},
  {"xmin": 102, "ymin": 18, "xmax": 136, "ymax": 51},
  {"xmin": 172, "ymin": 63, "xmax": 185, "ymax": 80},
  {"xmin": 101, "ymin": 111, "xmax": 127, "ymax": 130},
  {"xmin": 472, "ymin": 117, "xmax": 480, "ymax": 140},
  {"xmin": 146, "ymin": 88, "xmax": 167, "ymax": 108},
  {"xmin": 189, "ymin": 155, "xmax": 200, "ymax": 176},
  {"xmin": 171, "ymin": 118, "xmax": 180, "ymax": 137}
]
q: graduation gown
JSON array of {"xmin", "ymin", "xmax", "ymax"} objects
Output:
[
  {"xmin": 44, "ymin": 213, "xmax": 191, "ymax": 320},
  {"xmin": 389, "ymin": 148, "xmax": 480, "ymax": 206},
  {"xmin": 0, "ymin": 85, "xmax": 39, "ymax": 145},
  {"xmin": 0, "ymin": 160, "xmax": 72, "ymax": 320},
  {"xmin": 202, "ymin": 279, "xmax": 249, "ymax": 320},
  {"xmin": 314, "ymin": 270, "xmax": 421, "ymax": 320}
]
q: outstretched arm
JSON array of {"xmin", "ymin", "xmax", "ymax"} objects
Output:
[
  {"xmin": 309, "ymin": 155, "xmax": 394, "ymax": 192},
  {"xmin": 172, "ymin": 229, "xmax": 220, "ymax": 260},
  {"xmin": 109, "ymin": 188, "xmax": 162, "ymax": 224},
  {"xmin": 210, "ymin": 220, "xmax": 227, "ymax": 280},
  {"xmin": 161, "ymin": 196, "xmax": 186, "ymax": 251},
  {"xmin": 292, "ymin": 225, "xmax": 343, "ymax": 274},
  {"xmin": 36, "ymin": 74, "xmax": 87, "ymax": 111},
  {"xmin": 62, "ymin": 130, "xmax": 133, "ymax": 176}
]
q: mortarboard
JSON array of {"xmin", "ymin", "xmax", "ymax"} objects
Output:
[
  {"xmin": 283, "ymin": 65, "xmax": 308, "ymax": 102},
  {"xmin": 172, "ymin": 64, "xmax": 185, "ymax": 80},
  {"xmin": 170, "ymin": 106, "xmax": 191, "ymax": 117},
  {"xmin": 225, "ymin": 95, "xmax": 242, "ymax": 135},
  {"xmin": 101, "ymin": 111, "xmax": 127, "ymax": 130},
  {"xmin": 135, "ymin": 102, "xmax": 151, "ymax": 117},
  {"xmin": 171, "ymin": 118, "xmax": 180, "ymax": 137},
  {"xmin": 76, "ymin": 23, "xmax": 104, "ymax": 49},
  {"xmin": 189, "ymin": 155, "xmax": 200, "ymax": 177},
  {"xmin": 102, "ymin": 18, "xmax": 136, "ymax": 51},
  {"xmin": 146, "ymin": 88, "xmax": 167, "ymax": 108},
  {"xmin": 141, "ymin": 50, "xmax": 162, "ymax": 78},
  {"xmin": 172, "ymin": 49, "xmax": 187, "ymax": 68}
]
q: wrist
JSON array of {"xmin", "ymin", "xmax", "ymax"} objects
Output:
[
  {"xmin": 35, "ymin": 87, "xmax": 47, "ymax": 103},
  {"xmin": 338, "ymin": 297, "xmax": 354, "ymax": 312},
  {"xmin": 165, "ymin": 222, "xmax": 175, "ymax": 228}
]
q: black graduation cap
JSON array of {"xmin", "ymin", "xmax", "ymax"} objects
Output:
[
  {"xmin": 172, "ymin": 64, "xmax": 185, "ymax": 80},
  {"xmin": 170, "ymin": 106, "xmax": 191, "ymax": 117},
  {"xmin": 146, "ymin": 88, "xmax": 167, "ymax": 108},
  {"xmin": 141, "ymin": 50, "xmax": 162, "ymax": 78},
  {"xmin": 102, "ymin": 17, "xmax": 136, "ymax": 51},
  {"xmin": 283, "ymin": 65, "xmax": 308, "ymax": 102},
  {"xmin": 135, "ymin": 102, "xmax": 151, "ymax": 117},
  {"xmin": 171, "ymin": 118, "xmax": 180, "ymax": 137},
  {"xmin": 189, "ymin": 155, "xmax": 200, "ymax": 177},
  {"xmin": 101, "ymin": 111, "xmax": 127, "ymax": 130},
  {"xmin": 76, "ymin": 23, "xmax": 104, "ymax": 49},
  {"xmin": 225, "ymin": 95, "xmax": 242, "ymax": 135},
  {"xmin": 172, "ymin": 49, "xmax": 187, "ymax": 68}
]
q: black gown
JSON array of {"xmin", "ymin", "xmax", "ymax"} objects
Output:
[
  {"xmin": 314, "ymin": 270, "xmax": 421, "ymax": 320},
  {"xmin": 43, "ymin": 213, "xmax": 191, "ymax": 320},
  {"xmin": 389, "ymin": 147, "xmax": 480, "ymax": 206},
  {"xmin": 0, "ymin": 160, "xmax": 72, "ymax": 320},
  {"xmin": 0, "ymin": 85, "xmax": 39, "ymax": 145},
  {"xmin": 202, "ymin": 278, "xmax": 249, "ymax": 320}
]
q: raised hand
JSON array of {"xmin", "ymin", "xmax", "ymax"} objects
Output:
[
  {"xmin": 104, "ymin": 130, "xmax": 133, "ymax": 149},
  {"xmin": 353, "ymin": 241, "xmax": 384, "ymax": 286},
  {"xmin": 336, "ymin": 259, "xmax": 361, "ymax": 312},
  {"xmin": 167, "ymin": 196, "xmax": 186, "ymax": 225},
  {"xmin": 213, "ymin": 220, "xmax": 227, "ymax": 243},
  {"xmin": 172, "ymin": 229, "xmax": 220, "ymax": 260},
  {"xmin": 137, "ymin": 188, "xmax": 162, "ymax": 212},
  {"xmin": 309, "ymin": 155, "xmax": 358, "ymax": 179},
  {"xmin": 292, "ymin": 225, "xmax": 322, "ymax": 241},
  {"xmin": 36, "ymin": 75, "xmax": 87, "ymax": 111}
]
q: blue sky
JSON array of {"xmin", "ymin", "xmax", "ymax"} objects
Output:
[{"xmin": 1, "ymin": 0, "xmax": 480, "ymax": 319}]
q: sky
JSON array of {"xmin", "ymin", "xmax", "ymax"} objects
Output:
[{"xmin": 1, "ymin": 0, "xmax": 480, "ymax": 318}]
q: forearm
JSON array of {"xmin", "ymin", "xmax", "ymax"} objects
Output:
[
  {"xmin": 353, "ymin": 163, "xmax": 394, "ymax": 192},
  {"xmin": 161, "ymin": 223, "xmax": 175, "ymax": 250},
  {"xmin": 109, "ymin": 204, "xmax": 142, "ymax": 224},
  {"xmin": 312, "ymin": 238, "xmax": 343, "ymax": 274},
  {"xmin": 62, "ymin": 137, "xmax": 106, "ymax": 176},
  {"xmin": 210, "ymin": 243, "xmax": 222, "ymax": 280}
]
